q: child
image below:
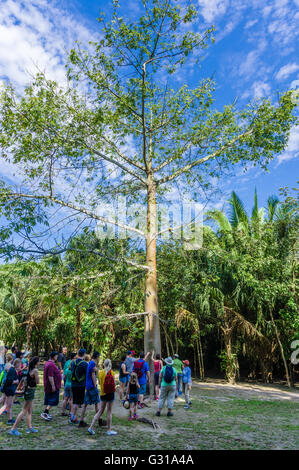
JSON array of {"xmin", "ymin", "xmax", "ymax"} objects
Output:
[
  {"xmin": 126, "ymin": 372, "xmax": 140, "ymax": 421},
  {"xmin": 182, "ymin": 360, "xmax": 192, "ymax": 409}
]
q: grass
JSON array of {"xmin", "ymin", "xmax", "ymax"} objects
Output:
[{"xmin": 0, "ymin": 375, "xmax": 298, "ymax": 450}]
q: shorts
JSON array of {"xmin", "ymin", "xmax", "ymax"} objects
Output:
[
  {"xmin": 2, "ymin": 385, "xmax": 16, "ymax": 397},
  {"xmin": 84, "ymin": 387, "xmax": 100, "ymax": 405},
  {"xmin": 154, "ymin": 371, "xmax": 160, "ymax": 386},
  {"xmin": 100, "ymin": 393, "xmax": 115, "ymax": 402},
  {"xmin": 119, "ymin": 376, "xmax": 128, "ymax": 384},
  {"xmin": 24, "ymin": 388, "xmax": 35, "ymax": 401},
  {"xmin": 138, "ymin": 383, "xmax": 146, "ymax": 395},
  {"xmin": 64, "ymin": 386, "xmax": 72, "ymax": 399},
  {"xmin": 44, "ymin": 390, "xmax": 59, "ymax": 407},
  {"xmin": 128, "ymin": 393, "xmax": 138, "ymax": 403},
  {"xmin": 72, "ymin": 386, "xmax": 85, "ymax": 405}
]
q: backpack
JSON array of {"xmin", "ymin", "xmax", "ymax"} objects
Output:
[
  {"xmin": 15, "ymin": 372, "xmax": 27, "ymax": 397},
  {"xmin": 103, "ymin": 371, "xmax": 116, "ymax": 394},
  {"xmin": 133, "ymin": 360, "xmax": 145, "ymax": 379},
  {"xmin": 71, "ymin": 359, "xmax": 87, "ymax": 384},
  {"xmin": 0, "ymin": 370, "xmax": 4, "ymax": 386},
  {"xmin": 164, "ymin": 365, "xmax": 174, "ymax": 383}
]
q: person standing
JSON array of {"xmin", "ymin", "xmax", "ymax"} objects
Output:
[
  {"xmin": 124, "ymin": 350, "xmax": 137, "ymax": 376},
  {"xmin": 41, "ymin": 352, "xmax": 62, "ymax": 421},
  {"xmin": 173, "ymin": 354, "xmax": 183, "ymax": 396},
  {"xmin": 9, "ymin": 356, "xmax": 40, "ymax": 436},
  {"xmin": 151, "ymin": 352, "xmax": 163, "ymax": 401},
  {"xmin": 61, "ymin": 353, "xmax": 76, "ymax": 416},
  {"xmin": 0, "ymin": 351, "xmax": 12, "ymax": 407},
  {"xmin": 88, "ymin": 358, "xmax": 117, "ymax": 436},
  {"xmin": 156, "ymin": 357, "xmax": 177, "ymax": 417},
  {"xmin": 119, "ymin": 354, "xmax": 130, "ymax": 403},
  {"xmin": 182, "ymin": 360, "xmax": 192, "ymax": 409},
  {"xmin": 58, "ymin": 347, "xmax": 68, "ymax": 375},
  {"xmin": 78, "ymin": 351, "xmax": 100, "ymax": 427},
  {"xmin": 126, "ymin": 372, "xmax": 140, "ymax": 421},
  {"xmin": 133, "ymin": 352, "xmax": 150, "ymax": 408},
  {"xmin": 69, "ymin": 349, "xmax": 88, "ymax": 424},
  {"xmin": 0, "ymin": 357, "xmax": 20, "ymax": 423}
]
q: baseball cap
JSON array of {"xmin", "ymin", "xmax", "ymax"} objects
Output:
[
  {"xmin": 78, "ymin": 348, "xmax": 86, "ymax": 356},
  {"xmin": 183, "ymin": 360, "xmax": 190, "ymax": 366}
]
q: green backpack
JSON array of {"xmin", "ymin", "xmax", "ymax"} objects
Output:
[{"xmin": 0, "ymin": 369, "xmax": 5, "ymax": 386}]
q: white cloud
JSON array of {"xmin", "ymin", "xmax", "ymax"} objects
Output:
[
  {"xmin": 276, "ymin": 126, "xmax": 299, "ymax": 165},
  {"xmin": 0, "ymin": 0, "xmax": 96, "ymax": 88},
  {"xmin": 198, "ymin": 0, "xmax": 229, "ymax": 22},
  {"xmin": 276, "ymin": 63, "xmax": 299, "ymax": 80},
  {"xmin": 252, "ymin": 81, "xmax": 271, "ymax": 98}
]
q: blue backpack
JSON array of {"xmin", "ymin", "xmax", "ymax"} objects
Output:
[{"xmin": 164, "ymin": 365, "xmax": 174, "ymax": 383}]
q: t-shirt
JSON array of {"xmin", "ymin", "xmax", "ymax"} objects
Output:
[
  {"xmin": 86, "ymin": 360, "xmax": 97, "ymax": 391},
  {"xmin": 63, "ymin": 359, "xmax": 71, "ymax": 376},
  {"xmin": 125, "ymin": 356, "xmax": 137, "ymax": 373},
  {"xmin": 98, "ymin": 369, "xmax": 115, "ymax": 397},
  {"xmin": 173, "ymin": 358, "xmax": 183, "ymax": 374},
  {"xmin": 71, "ymin": 358, "xmax": 88, "ymax": 388},
  {"xmin": 160, "ymin": 365, "xmax": 177, "ymax": 387},
  {"xmin": 43, "ymin": 360, "xmax": 62, "ymax": 393},
  {"xmin": 133, "ymin": 359, "xmax": 149, "ymax": 385},
  {"xmin": 64, "ymin": 368, "xmax": 73, "ymax": 388},
  {"xmin": 182, "ymin": 366, "xmax": 192, "ymax": 384},
  {"xmin": 58, "ymin": 353, "xmax": 66, "ymax": 370}
]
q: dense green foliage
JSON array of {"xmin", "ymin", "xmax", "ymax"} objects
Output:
[{"xmin": 0, "ymin": 189, "xmax": 297, "ymax": 385}]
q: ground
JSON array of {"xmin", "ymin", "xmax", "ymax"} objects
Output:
[{"xmin": 0, "ymin": 376, "xmax": 298, "ymax": 450}]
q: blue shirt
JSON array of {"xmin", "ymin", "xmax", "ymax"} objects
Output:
[
  {"xmin": 134, "ymin": 359, "xmax": 149, "ymax": 385},
  {"xmin": 86, "ymin": 360, "xmax": 97, "ymax": 391},
  {"xmin": 182, "ymin": 366, "xmax": 191, "ymax": 384}
]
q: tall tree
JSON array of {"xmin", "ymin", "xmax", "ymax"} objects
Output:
[{"xmin": 0, "ymin": 0, "xmax": 297, "ymax": 359}]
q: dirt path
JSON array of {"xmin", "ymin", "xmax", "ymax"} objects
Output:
[{"xmin": 191, "ymin": 379, "xmax": 299, "ymax": 403}]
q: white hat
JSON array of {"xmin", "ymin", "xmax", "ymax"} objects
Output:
[{"xmin": 164, "ymin": 357, "xmax": 174, "ymax": 366}]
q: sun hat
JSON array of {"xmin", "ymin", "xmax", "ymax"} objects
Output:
[
  {"xmin": 164, "ymin": 357, "xmax": 174, "ymax": 366},
  {"xmin": 183, "ymin": 360, "xmax": 190, "ymax": 366}
]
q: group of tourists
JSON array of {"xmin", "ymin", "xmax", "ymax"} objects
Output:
[{"xmin": 0, "ymin": 344, "xmax": 192, "ymax": 437}]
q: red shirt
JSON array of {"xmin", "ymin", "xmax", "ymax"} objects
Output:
[{"xmin": 43, "ymin": 360, "xmax": 62, "ymax": 393}]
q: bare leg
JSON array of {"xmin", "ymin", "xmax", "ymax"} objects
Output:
[
  {"xmin": 11, "ymin": 401, "xmax": 30, "ymax": 430},
  {"xmin": 26, "ymin": 401, "xmax": 33, "ymax": 429},
  {"xmin": 89, "ymin": 401, "xmax": 106, "ymax": 430},
  {"xmin": 79, "ymin": 404, "xmax": 87, "ymax": 421},
  {"xmin": 6, "ymin": 396, "xmax": 13, "ymax": 420},
  {"xmin": 106, "ymin": 402, "xmax": 113, "ymax": 431}
]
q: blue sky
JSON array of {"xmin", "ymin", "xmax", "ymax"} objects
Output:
[{"xmin": 0, "ymin": 0, "xmax": 298, "ymax": 217}]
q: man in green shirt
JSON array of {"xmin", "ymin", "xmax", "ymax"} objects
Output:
[{"xmin": 172, "ymin": 354, "xmax": 183, "ymax": 396}]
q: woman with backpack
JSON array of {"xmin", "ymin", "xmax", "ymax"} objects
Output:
[
  {"xmin": 88, "ymin": 358, "xmax": 117, "ymax": 436},
  {"xmin": 0, "ymin": 357, "xmax": 20, "ymax": 424},
  {"xmin": 9, "ymin": 356, "xmax": 40, "ymax": 436},
  {"xmin": 156, "ymin": 357, "xmax": 177, "ymax": 417}
]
